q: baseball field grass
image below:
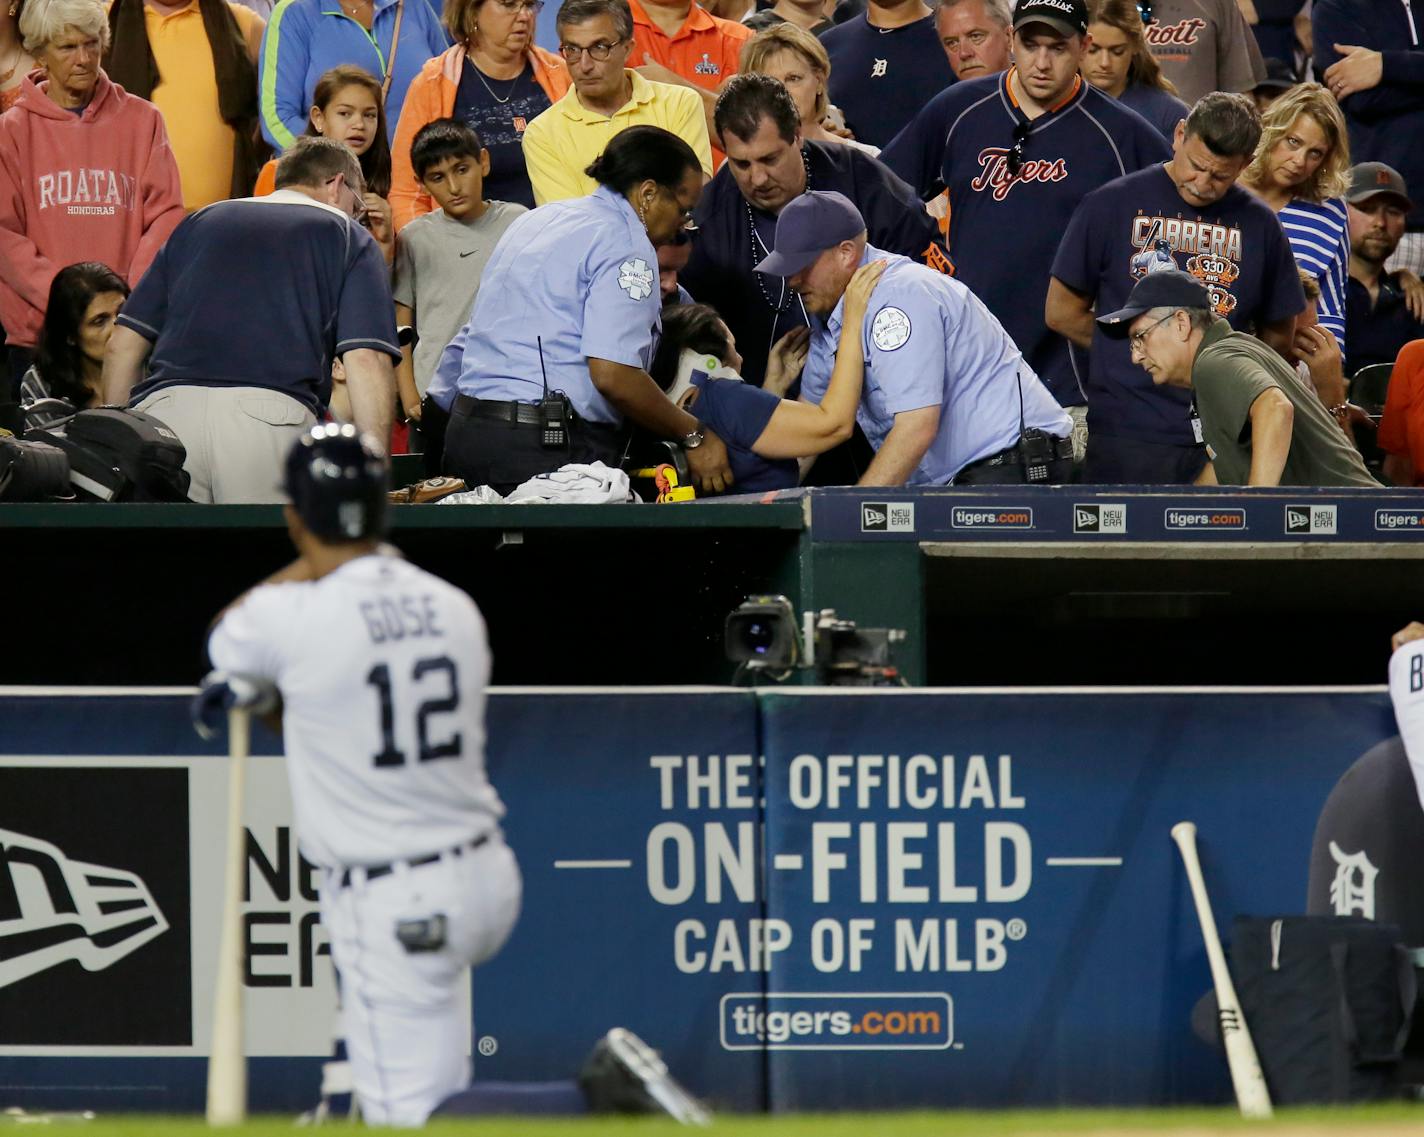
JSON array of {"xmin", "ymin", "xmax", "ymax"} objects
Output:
[{"xmin": 8, "ymin": 1106, "xmax": 1423, "ymax": 1136}]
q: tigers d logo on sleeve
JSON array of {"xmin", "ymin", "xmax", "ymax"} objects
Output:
[
  {"xmin": 617, "ymin": 259, "xmax": 654, "ymax": 301},
  {"xmin": 871, "ymin": 306, "xmax": 911, "ymax": 351}
]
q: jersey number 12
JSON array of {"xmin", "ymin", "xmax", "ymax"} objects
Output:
[{"xmin": 366, "ymin": 656, "xmax": 462, "ymax": 767}]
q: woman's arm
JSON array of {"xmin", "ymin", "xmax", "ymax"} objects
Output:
[{"xmin": 751, "ymin": 260, "xmax": 885, "ymax": 459}]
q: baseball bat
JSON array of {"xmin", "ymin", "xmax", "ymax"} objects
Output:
[
  {"xmin": 1170, "ymin": 821, "xmax": 1273, "ymax": 1120},
  {"xmin": 206, "ymin": 708, "xmax": 249, "ymax": 1126}
]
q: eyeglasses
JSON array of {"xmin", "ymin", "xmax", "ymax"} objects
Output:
[
  {"xmin": 1129, "ymin": 310, "xmax": 1176, "ymax": 352},
  {"xmin": 1006, "ymin": 118, "xmax": 1032, "ymax": 177},
  {"xmin": 1136, "ymin": 0, "xmax": 1154, "ymax": 25},
  {"xmin": 662, "ymin": 186, "xmax": 698, "ymax": 230},
  {"xmin": 331, "ymin": 175, "xmax": 368, "ymax": 224},
  {"xmin": 491, "ymin": 0, "xmax": 543, "ymax": 12},
  {"xmin": 558, "ymin": 37, "xmax": 625, "ymax": 62}
]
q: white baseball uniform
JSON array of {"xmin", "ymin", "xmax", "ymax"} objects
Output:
[
  {"xmin": 208, "ymin": 552, "xmax": 522, "ymax": 1126},
  {"xmin": 1388, "ymin": 637, "xmax": 1424, "ymax": 817}
]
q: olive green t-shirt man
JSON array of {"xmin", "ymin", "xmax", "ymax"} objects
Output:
[{"xmin": 1192, "ymin": 321, "xmax": 1379, "ymax": 487}]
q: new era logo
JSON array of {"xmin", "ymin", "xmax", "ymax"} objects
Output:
[
  {"xmin": 1285, "ymin": 504, "xmax": 1337, "ymax": 535},
  {"xmin": 860, "ymin": 502, "xmax": 915, "ymax": 533},
  {"xmin": 1073, "ymin": 503, "xmax": 1126, "ymax": 534},
  {"xmin": 0, "ymin": 828, "xmax": 168, "ymax": 990}
]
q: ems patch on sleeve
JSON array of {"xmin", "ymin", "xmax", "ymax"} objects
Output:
[
  {"xmin": 871, "ymin": 306, "xmax": 911, "ymax": 351},
  {"xmin": 617, "ymin": 258, "xmax": 654, "ymax": 301}
]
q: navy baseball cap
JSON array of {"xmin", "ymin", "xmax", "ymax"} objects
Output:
[
  {"xmin": 1013, "ymin": 0, "xmax": 1088, "ymax": 38},
  {"xmin": 1096, "ymin": 270, "xmax": 1211, "ymax": 338},
  {"xmin": 756, "ymin": 191, "xmax": 867, "ymax": 278}
]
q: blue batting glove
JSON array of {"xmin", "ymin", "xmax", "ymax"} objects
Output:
[{"xmin": 192, "ymin": 670, "xmax": 279, "ymax": 740}]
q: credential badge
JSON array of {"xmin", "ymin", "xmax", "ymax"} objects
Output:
[{"xmin": 871, "ymin": 306, "xmax": 911, "ymax": 351}]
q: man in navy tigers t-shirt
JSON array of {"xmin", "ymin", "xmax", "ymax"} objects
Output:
[
  {"xmin": 818, "ymin": 0, "xmax": 955, "ymax": 148},
  {"xmin": 1049, "ymin": 92, "xmax": 1305, "ymax": 484},
  {"xmin": 880, "ymin": 0, "xmax": 1169, "ymax": 422}
]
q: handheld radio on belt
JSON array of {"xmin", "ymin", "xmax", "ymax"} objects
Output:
[
  {"xmin": 535, "ymin": 335, "xmax": 572, "ymax": 450},
  {"xmin": 1014, "ymin": 368, "xmax": 1055, "ymax": 484}
]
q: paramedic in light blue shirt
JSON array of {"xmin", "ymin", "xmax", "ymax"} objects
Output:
[
  {"xmin": 762, "ymin": 191, "xmax": 1073, "ymax": 486},
  {"xmin": 427, "ymin": 125, "xmax": 732, "ymax": 493}
]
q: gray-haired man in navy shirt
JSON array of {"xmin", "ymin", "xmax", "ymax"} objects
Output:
[{"xmin": 103, "ymin": 137, "xmax": 401, "ymax": 503}]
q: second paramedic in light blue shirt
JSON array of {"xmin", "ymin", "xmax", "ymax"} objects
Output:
[
  {"xmin": 428, "ymin": 125, "xmax": 732, "ymax": 493},
  {"xmin": 761, "ymin": 191, "xmax": 1073, "ymax": 486}
]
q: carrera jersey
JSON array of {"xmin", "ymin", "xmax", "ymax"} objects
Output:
[{"xmin": 209, "ymin": 553, "xmax": 503, "ymax": 869}]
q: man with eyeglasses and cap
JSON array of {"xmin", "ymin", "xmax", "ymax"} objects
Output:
[
  {"xmin": 1048, "ymin": 91, "xmax": 1304, "ymax": 484},
  {"xmin": 1100, "ymin": 268, "xmax": 1376, "ymax": 486},
  {"xmin": 520, "ymin": 0, "xmax": 713, "ymax": 204},
  {"xmin": 880, "ymin": 0, "xmax": 1169, "ymax": 456},
  {"xmin": 764, "ymin": 190, "xmax": 1073, "ymax": 486}
]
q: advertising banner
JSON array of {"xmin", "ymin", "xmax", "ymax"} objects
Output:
[
  {"xmin": 754, "ymin": 689, "xmax": 1397, "ymax": 1109},
  {"xmin": 0, "ymin": 687, "xmax": 1398, "ymax": 1114}
]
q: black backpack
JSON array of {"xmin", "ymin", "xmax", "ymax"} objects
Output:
[
  {"xmin": 26, "ymin": 407, "xmax": 190, "ymax": 502},
  {"xmin": 1230, "ymin": 915, "xmax": 1416, "ymax": 1104},
  {"xmin": 0, "ymin": 436, "xmax": 71, "ymax": 500}
]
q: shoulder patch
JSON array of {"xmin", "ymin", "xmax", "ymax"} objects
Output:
[
  {"xmin": 871, "ymin": 306, "xmax": 912, "ymax": 351},
  {"xmin": 617, "ymin": 258, "xmax": 655, "ymax": 301}
]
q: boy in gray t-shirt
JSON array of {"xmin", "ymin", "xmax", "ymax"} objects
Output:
[{"xmin": 393, "ymin": 120, "xmax": 526, "ymax": 425}]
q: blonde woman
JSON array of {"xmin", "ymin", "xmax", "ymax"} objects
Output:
[
  {"xmin": 1082, "ymin": 0, "xmax": 1187, "ymax": 142},
  {"xmin": 739, "ymin": 22, "xmax": 875, "ymax": 154},
  {"xmin": 1241, "ymin": 82, "xmax": 1353, "ymax": 359}
]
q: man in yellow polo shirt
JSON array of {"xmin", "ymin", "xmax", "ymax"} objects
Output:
[
  {"xmin": 106, "ymin": 0, "xmax": 266, "ymax": 211},
  {"xmin": 521, "ymin": 0, "xmax": 711, "ymax": 205}
]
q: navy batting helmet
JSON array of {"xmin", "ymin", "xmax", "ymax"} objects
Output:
[{"xmin": 284, "ymin": 424, "xmax": 388, "ymax": 541}]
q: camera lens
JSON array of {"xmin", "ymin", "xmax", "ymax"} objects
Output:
[{"xmin": 745, "ymin": 621, "xmax": 774, "ymax": 654}]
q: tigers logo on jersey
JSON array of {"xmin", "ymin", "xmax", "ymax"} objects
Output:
[{"xmin": 971, "ymin": 147, "xmax": 1068, "ymax": 201}]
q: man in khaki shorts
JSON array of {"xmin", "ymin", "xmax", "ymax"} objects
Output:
[{"xmin": 102, "ymin": 137, "xmax": 398, "ymax": 502}]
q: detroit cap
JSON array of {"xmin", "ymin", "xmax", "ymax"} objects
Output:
[
  {"xmin": 1096, "ymin": 270, "xmax": 1211, "ymax": 338},
  {"xmin": 755, "ymin": 191, "xmax": 867, "ymax": 278},
  {"xmin": 1346, "ymin": 162, "xmax": 1413, "ymax": 212},
  {"xmin": 1012, "ymin": 0, "xmax": 1088, "ymax": 38}
]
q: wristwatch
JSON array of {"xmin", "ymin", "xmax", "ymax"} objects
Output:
[{"xmin": 681, "ymin": 427, "xmax": 705, "ymax": 450}]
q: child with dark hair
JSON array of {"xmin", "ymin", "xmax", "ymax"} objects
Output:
[
  {"xmin": 20, "ymin": 262, "xmax": 130, "ymax": 428},
  {"xmin": 393, "ymin": 118, "xmax": 525, "ymax": 444}
]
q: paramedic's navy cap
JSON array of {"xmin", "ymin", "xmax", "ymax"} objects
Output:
[
  {"xmin": 1013, "ymin": 0, "xmax": 1088, "ymax": 38},
  {"xmin": 756, "ymin": 191, "xmax": 867, "ymax": 278},
  {"xmin": 1096, "ymin": 270, "xmax": 1211, "ymax": 338},
  {"xmin": 1347, "ymin": 162, "xmax": 1413, "ymax": 212}
]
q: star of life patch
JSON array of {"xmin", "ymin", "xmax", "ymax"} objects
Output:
[
  {"xmin": 617, "ymin": 258, "xmax": 654, "ymax": 301},
  {"xmin": 871, "ymin": 306, "xmax": 911, "ymax": 351}
]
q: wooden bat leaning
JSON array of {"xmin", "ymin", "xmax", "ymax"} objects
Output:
[
  {"xmin": 207, "ymin": 708, "xmax": 249, "ymax": 1126},
  {"xmin": 1170, "ymin": 821, "xmax": 1273, "ymax": 1120}
]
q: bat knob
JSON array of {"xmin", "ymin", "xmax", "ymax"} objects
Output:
[{"xmin": 1171, "ymin": 821, "xmax": 1197, "ymax": 841}]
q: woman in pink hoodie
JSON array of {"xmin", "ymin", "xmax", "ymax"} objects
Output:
[{"xmin": 0, "ymin": 0, "xmax": 183, "ymax": 386}]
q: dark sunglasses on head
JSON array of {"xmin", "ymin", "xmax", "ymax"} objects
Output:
[{"xmin": 1136, "ymin": 0, "xmax": 1154, "ymax": 25}]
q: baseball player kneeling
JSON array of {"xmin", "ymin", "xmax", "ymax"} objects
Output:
[{"xmin": 197, "ymin": 423, "xmax": 518, "ymax": 1127}]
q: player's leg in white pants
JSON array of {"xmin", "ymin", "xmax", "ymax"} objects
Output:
[{"xmin": 320, "ymin": 839, "xmax": 522, "ymax": 1127}]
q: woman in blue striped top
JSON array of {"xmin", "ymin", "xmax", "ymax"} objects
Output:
[{"xmin": 1241, "ymin": 83, "xmax": 1352, "ymax": 362}]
